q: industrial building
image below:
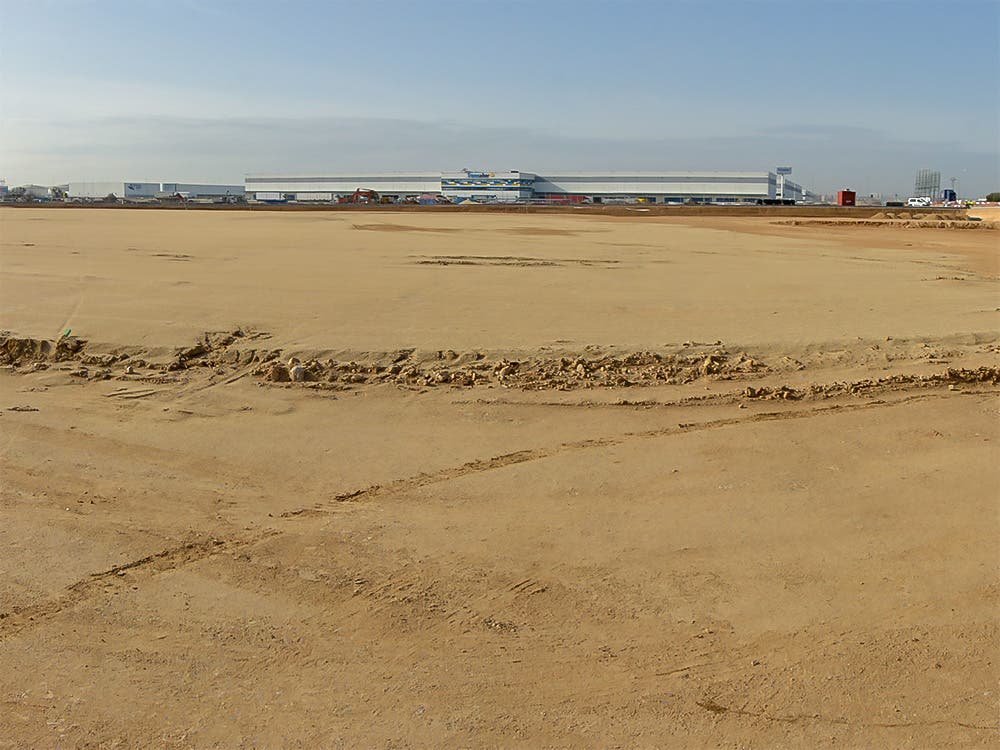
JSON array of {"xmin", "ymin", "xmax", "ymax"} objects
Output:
[
  {"xmin": 13, "ymin": 184, "xmax": 55, "ymax": 199},
  {"xmin": 68, "ymin": 182, "xmax": 161, "ymax": 199},
  {"xmin": 67, "ymin": 182, "xmax": 244, "ymax": 199},
  {"xmin": 159, "ymin": 183, "xmax": 244, "ymax": 198},
  {"xmin": 245, "ymin": 173, "xmax": 439, "ymax": 202},
  {"xmin": 245, "ymin": 169, "xmax": 805, "ymax": 204}
]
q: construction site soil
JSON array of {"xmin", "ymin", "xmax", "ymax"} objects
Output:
[{"xmin": 1, "ymin": 207, "xmax": 997, "ymax": 748}]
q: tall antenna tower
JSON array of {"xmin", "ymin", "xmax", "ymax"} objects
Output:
[{"xmin": 914, "ymin": 169, "xmax": 940, "ymax": 200}]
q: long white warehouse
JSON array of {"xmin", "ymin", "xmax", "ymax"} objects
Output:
[
  {"xmin": 245, "ymin": 169, "xmax": 805, "ymax": 203},
  {"xmin": 245, "ymin": 173, "xmax": 439, "ymax": 201},
  {"xmin": 67, "ymin": 182, "xmax": 161, "ymax": 199},
  {"xmin": 160, "ymin": 183, "xmax": 244, "ymax": 197},
  {"xmin": 67, "ymin": 182, "xmax": 245, "ymax": 199}
]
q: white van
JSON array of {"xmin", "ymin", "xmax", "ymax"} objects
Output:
[{"xmin": 907, "ymin": 197, "xmax": 932, "ymax": 207}]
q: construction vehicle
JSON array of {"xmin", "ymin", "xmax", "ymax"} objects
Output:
[{"xmin": 338, "ymin": 188, "xmax": 379, "ymax": 204}]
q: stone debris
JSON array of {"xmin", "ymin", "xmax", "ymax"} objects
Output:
[
  {"xmin": 742, "ymin": 366, "xmax": 999, "ymax": 401},
  {"xmin": 246, "ymin": 347, "xmax": 770, "ymax": 391},
  {"xmin": 773, "ymin": 218, "xmax": 995, "ymax": 230},
  {"xmin": 3, "ymin": 330, "xmax": 996, "ymax": 400},
  {"xmin": 268, "ymin": 364, "xmax": 290, "ymax": 383}
]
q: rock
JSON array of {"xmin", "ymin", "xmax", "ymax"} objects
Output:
[
  {"xmin": 287, "ymin": 357, "xmax": 300, "ymax": 369},
  {"xmin": 268, "ymin": 364, "xmax": 290, "ymax": 382},
  {"xmin": 181, "ymin": 343, "xmax": 206, "ymax": 359},
  {"xmin": 124, "ymin": 365, "xmax": 135, "ymax": 375},
  {"xmin": 60, "ymin": 337, "xmax": 83, "ymax": 354},
  {"xmin": 289, "ymin": 365, "xmax": 306, "ymax": 382}
]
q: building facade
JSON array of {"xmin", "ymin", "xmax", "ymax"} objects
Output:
[
  {"xmin": 67, "ymin": 182, "xmax": 244, "ymax": 199},
  {"xmin": 245, "ymin": 169, "xmax": 804, "ymax": 203},
  {"xmin": 67, "ymin": 182, "xmax": 160, "ymax": 199},
  {"xmin": 440, "ymin": 170, "xmax": 535, "ymax": 202},
  {"xmin": 245, "ymin": 173, "xmax": 439, "ymax": 202},
  {"xmin": 160, "ymin": 183, "xmax": 244, "ymax": 198},
  {"xmin": 530, "ymin": 172, "xmax": 803, "ymax": 203}
]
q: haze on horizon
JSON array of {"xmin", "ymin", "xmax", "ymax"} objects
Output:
[{"xmin": 2, "ymin": 0, "xmax": 998, "ymax": 198}]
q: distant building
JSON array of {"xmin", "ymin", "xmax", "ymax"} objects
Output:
[
  {"xmin": 245, "ymin": 173, "xmax": 439, "ymax": 203},
  {"xmin": 66, "ymin": 182, "xmax": 244, "ymax": 200},
  {"xmin": 440, "ymin": 170, "xmax": 535, "ymax": 202},
  {"xmin": 67, "ymin": 182, "xmax": 160, "ymax": 199},
  {"xmin": 159, "ymin": 183, "xmax": 244, "ymax": 198},
  {"xmin": 245, "ymin": 169, "xmax": 805, "ymax": 203},
  {"xmin": 14, "ymin": 184, "xmax": 54, "ymax": 199}
]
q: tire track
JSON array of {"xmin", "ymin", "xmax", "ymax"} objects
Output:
[
  {"xmin": 6, "ymin": 387, "xmax": 989, "ymax": 639},
  {"xmin": 694, "ymin": 698, "xmax": 995, "ymax": 731},
  {"xmin": 0, "ymin": 532, "xmax": 275, "ymax": 640},
  {"xmin": 281, "ymin": 388, "xmax": 980, "ymax": 518}
]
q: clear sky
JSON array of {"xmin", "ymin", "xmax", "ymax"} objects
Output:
[{"xmin": 2, "ymin": 0, "xmax": 998, "ymax": 197}]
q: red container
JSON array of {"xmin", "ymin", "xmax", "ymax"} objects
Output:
[{"xmin": 837, "ymin": 190, "xmax": 856, "ymax": 206}]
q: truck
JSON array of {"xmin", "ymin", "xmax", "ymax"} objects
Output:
[
  {"xmin": 338, "ymin": 189, "xmax": 379, "ymax": 204},
  {"xmin": 254, "ymin": 192, "xmax": 284, "ymax": 202}
]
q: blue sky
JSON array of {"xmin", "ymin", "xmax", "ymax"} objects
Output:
[{"xmin": 2, "ymin": 0, "xmax": 998, "ymax": 196}]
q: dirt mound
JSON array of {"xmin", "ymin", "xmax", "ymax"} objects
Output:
[
  {"xmin": 0, "ymin": 329, "xmax": 278, "ymax": 381},
  {"xmin": 742, "ymin": 366, "xmax": 1000, "ymax": 401},
  {"xmin": 0, "ymin": 334, "xmax": 84, "ymax": 365},
  {"xmin": 0, "ymin": 330, "xmax": 772, "ymax": 391},
  {"xmin": 254, "ymin": 348, "xmax": 770, "ymax": 390},
  {"xmin": 772, "ymin": 219, "xmax": 994, "ymax": 230}
]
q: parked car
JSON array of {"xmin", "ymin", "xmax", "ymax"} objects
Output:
[{"xmin": 906, "ymin": 197, "xmax": 932, "ymax": 207}]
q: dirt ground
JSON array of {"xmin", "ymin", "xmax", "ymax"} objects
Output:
[{"xmin": 1, "ymin": 208, "xmax": 997, "ymax": 748}]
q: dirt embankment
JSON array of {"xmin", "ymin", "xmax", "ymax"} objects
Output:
[{"xmin": 4, "ymin": 328, "xmax": 997, "ymax": 401}]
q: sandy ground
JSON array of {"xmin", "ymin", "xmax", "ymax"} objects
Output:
[{"xmin": 0, "ymin": 208, "xmax": 997, "ymax": 748}]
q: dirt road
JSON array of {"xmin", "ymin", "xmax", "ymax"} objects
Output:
[{"xmin": 1, "ymin": 208, "xmax": 997, "ymax": 748}]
